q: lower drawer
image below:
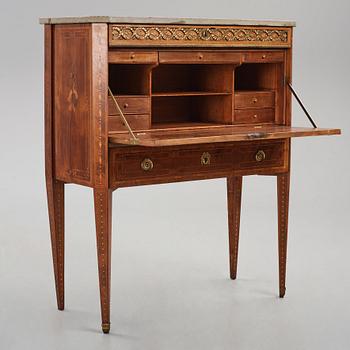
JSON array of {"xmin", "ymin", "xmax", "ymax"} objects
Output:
[{"xmin": 109, "ymin": 140, "xmax": 288, "ymax": 187}]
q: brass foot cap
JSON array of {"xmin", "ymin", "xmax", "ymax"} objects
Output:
[{"xmin": 102, "ymin": 323, "xmax": 110, "ymax": 334}]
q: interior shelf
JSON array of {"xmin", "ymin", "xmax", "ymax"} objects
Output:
[
  {"xmin": 152, "ymin": 91, "xmax": 232, "ymax": 97},
  {"xmin": 151, "ymin": 122, "xmax": 219, "ymax": 129}
]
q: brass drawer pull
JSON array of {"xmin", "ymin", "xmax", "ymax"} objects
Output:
[
  {"xmin": 252, "ymin": 97, "xmax": 258, "ymax": 104},
  {"xmin": 201, "ymin": 152, "xmax": 211, "ymax": 165},
  {"xmin": 255, "ymin": 150, "xmax": 266, "ymax": 162},
  {"xmin": 141, "ymin": 158, "xmax": 153, "ymax": 171}
]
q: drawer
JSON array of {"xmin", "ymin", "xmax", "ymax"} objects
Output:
[
  {"xmin": 242, "ymin": 51, "xmax": 284, "ymax": 63},
  {"xmin": 108, "ymin": 51, "xmax": 158, "ymax": 64},
  {"xmin": 109, "ymin": 141, "xmax": 287, "ymax": 186},
  {"xmin": 108, "ymin": 114, "xmax": 150, "ymax": 132},
  {"xmin": 234, "ymin": 108, "xmax": 275, "ymax": 124},
  {"xmin": 159, "ymin": 51, "xmax": 241, "ymax": 64},
  {"xmin": 234, "ymin": 141, "xmax": 286, "ymax": 171},
  {"xmin": 108, "ymin": 96, "xmax": 150, "ymax": 115},
  {"xmin": 235, "ymin": 91, "xmax": 275, "ymax": 109}
]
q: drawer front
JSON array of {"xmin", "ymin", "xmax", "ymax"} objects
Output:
[
  {"xmin": 242, "ymin": 51, "xmax": 285, "ymax": 63},
  {"xmin": 234, "ymin": 141, "xmax": 286, "ymax": 170},
  {"xmin": 109, "ymin": 141, "xmax": 287, "ymax": 186},
  {"xmin": 235, "ymin": 91, "xmax": 275, "ymax": 109},
  {"xmin": 159, "ymin": 51, "xmax": 241, "ymax": 64},
  {"xmin": 109, "ymin": 114, "xmax": 150, "ymax": 132},
  {"xmin": 108, "ymin": 96, "xmax": 150, "ymax": 115},
  {"xmin": 108, "ymin": 51, "xmax": 158, "ymax": 64},
  {"xmin": 234, "ymin": 108, "xmax": 275, "ymax": 124}
]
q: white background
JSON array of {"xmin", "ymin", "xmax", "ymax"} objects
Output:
[{"xmin": 0, "ymin": 1, "xmax": 349, "ymax": 349}]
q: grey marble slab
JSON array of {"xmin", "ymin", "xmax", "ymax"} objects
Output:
[{"xmin": 39, "ymin": 16, "xmax": 296, "ymax": 27}]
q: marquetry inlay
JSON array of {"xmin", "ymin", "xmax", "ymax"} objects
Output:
[{"xmin": 109, "ymin": 25, "xmax": 291, "ymax": 48}]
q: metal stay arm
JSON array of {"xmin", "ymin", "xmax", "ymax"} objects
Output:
[
  {"xmin": 108, "ymin": 86, "xmax": 139, "ymax": 144},
  {"xmin": 287, "ymin": 82, "xmax": 317, "ymax": 128}
]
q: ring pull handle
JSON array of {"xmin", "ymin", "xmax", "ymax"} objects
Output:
[
  {"xmin": 255, "ymin": 150, "xmax": 266, "ymax": 162},
  {"xmin": 141, "ymin": 158, "xmax": 154, "ymax": 171}
]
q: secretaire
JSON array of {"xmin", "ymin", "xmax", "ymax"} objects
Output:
[{"xmin": 40, "ymin": 16, "xmax": 340, "ymax": 333}]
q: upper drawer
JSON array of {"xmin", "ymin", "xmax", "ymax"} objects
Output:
[
  {"xmin": 242, "ymin": 51, "xmax": 284, "ymax": 63},
  {"xmin": 108, "ymin": 96, "xmax": 150, "ymax": 115},
  {"xmin": 159, "ymin": 51, "xmax": 241, "ymax": 64},
  {"xmin": 108, "ymin": 51, "xmax": 158, "ymax": 64},
  {"xmin": 235, "ymin": 91, "xmax": 275, "ymax": 109},
  {"xmin": 109, "ymin": 24, "xmax": 292, "ymax": 48}
]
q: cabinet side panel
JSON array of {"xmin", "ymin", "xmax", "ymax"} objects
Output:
[{"xmin": 53, "ymin": 24, "xmax": 93, "ymax": 185}]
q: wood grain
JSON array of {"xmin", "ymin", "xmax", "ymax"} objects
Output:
[
  {"xmin": 108, "ymin": 140, "xmax": 287, "ymax": 188},
  {"xmin": 277, "ymin": 173, "xmax": 290, "ymax": 297},
  {"xmin": 42, "ymin": 20, "xmax": 342, "ymax": 334},
  {"xmin": 94, "ymin": 188, "xmax": 112, "ymax": 333},
  {"xmin": 45, "ymin": 25, "xmax": 65, "ymax": 310},
  {"xmin": 53, "ymin": 24, "xmax": 93, "ymax": 186},
  {"xmin": 108, "ymin": 125, "xmax": 341, "ymax": 147},
  {"xmin": 227, "ymin": 176, "xmax": 243, "ymax": 279},
  {"xmin": 108, "ymin": 50, "xmax": 158, "ymax": 64}
]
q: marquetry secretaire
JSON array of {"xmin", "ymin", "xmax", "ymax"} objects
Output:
[{"xmin": 40, "ymin": 16, "xmax": 340, "ymax": 333}]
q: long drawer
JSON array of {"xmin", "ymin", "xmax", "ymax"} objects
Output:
[{"xmin": 109, "ymin": 140, "xmax": 288, "ymax": 187}]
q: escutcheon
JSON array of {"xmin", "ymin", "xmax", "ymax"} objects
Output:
[{"xmin": 201, "ymin": 152, "xmax": 211, "ymax": 166}]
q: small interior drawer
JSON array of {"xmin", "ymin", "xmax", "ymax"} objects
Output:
[
  {"xmin": 108, "ymin": 96, "xmax": 150, "ymax": 115},
  {"xmin": 159, "ymin": 51, "xmax": 241, "ymax": 64},
  {"xmin": 242, "ymin": 51, "xmax": 284, "ymax": 63},
  {"xmin": 108, "ymin": 114, "xmax": 150, "ymax": 132},
  {"xmin": 108, "ymin": 51, "xmax": 158, "ymax": 64},
  {"xmin": 235, "ymin": 91, "xmax": 275, "ymax": 109},
  {"xmin": 234, "ymin": 108, "xmax": 275, "ymax": 124}
]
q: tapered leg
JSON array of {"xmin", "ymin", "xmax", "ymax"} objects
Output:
[
  {"xmin": 46, "ymin": 178, "xmax": 65, "ymax": 310},
  {"xmin": 94, "ymin": 188, "xmax": 112, "ymax": 334},
  {"xmin": 277, "ymin": 173, "xmax": 290, "ymax": 298},
  {"xmin": 227, "ymin": 176, "xmax": 243, "ymax": 280}
]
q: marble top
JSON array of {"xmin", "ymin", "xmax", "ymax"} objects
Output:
[{"xmin": 39, "ymin": 16, "xmax": 295, "ymax": 27}]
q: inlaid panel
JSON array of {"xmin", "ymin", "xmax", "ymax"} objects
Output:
[
  {"xmin": 54, "ymin": 24, "xmax": 92, "ymax": 185},
  {"xmin": 109, "ymin": 25, "xmax": 292, "ymax": 48}
]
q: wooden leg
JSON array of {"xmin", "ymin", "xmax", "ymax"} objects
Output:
[
  {"xmin": 227, "ymin": 176, "xmax": 243, "ymax": 280},
  {"xmin": 94, "ymin": 188, "xmax": 112, "ymax": 334},
  {"xmin": 277, "ymin": 173, "xmax": 290, "ymax": 298},
  {"xmin": 46, "ymin": 178, "xmax": 65, "ymax": 310}
]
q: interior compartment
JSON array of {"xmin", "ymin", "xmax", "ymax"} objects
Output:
[
  {"xmin": 108, "ymin": 64, "xmax": 151, "ymax": 95},
  {"xmin": 234, "ymin": 63, "xmax": 280, "ymax": 91},
  {"xmin": 152, "ymin": 64, "xmax": 234, "ymax": 94},
  {"xmin": 151, "ymin": 95, "xmax": 233, "ymax": 126},
  {"xmin": 234, "ymin": 62, "xmax": 284, "ymax": 124}
]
